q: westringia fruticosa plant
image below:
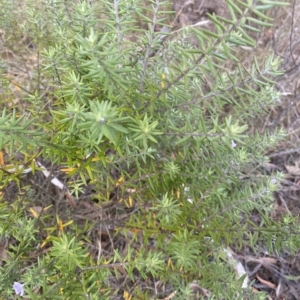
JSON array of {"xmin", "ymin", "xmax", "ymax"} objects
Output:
[{"xmin": 0, "ymin": 0, "xmax": 294, "ymax": 299}]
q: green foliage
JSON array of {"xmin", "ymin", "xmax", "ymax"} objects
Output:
[{"xmin": 0, "ymin": 0, "xmax": 295, "ymax": 299}]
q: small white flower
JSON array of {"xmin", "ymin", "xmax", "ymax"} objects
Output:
[
  {"xmin": 187, "ymin": 197, "xmax": 193, "ymax": 204},
  {"xmin": 231, "ymin": 140, "xmax": 237, "ymax": 148},
  {"xmin": 13, "ymin": 282, "xmax": 25, "ymax": 296}
]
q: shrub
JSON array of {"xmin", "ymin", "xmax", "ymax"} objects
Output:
[{"xmin": 0, "ymin": 0, "xmax": 293, "ymax": 299}]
